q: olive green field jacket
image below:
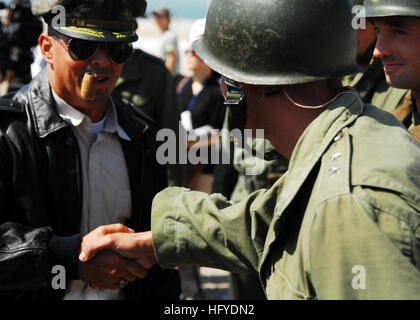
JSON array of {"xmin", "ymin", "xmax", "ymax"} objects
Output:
[{"xmin": 151, "ymin": 90, "xmax": 420, "ymax": 299}]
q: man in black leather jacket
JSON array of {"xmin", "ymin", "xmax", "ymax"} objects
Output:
[{"xmin": 0, "ymin": 0, "xmax": 180, "ymax": 299}]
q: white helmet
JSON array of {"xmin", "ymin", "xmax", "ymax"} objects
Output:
[{"xmin": 188, "ymin": 18, "xmax": 206, "ymax": 47}]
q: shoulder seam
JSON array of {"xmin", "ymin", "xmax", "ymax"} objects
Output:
[{"xmin": 315, "ymin": 192, "xmax": 419, "ymax": 231}]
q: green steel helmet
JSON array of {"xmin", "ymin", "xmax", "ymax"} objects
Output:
[
  {"xmin": 363, "ymin": 0, "xmax": 420, "ymax": 18},
  {"xmin": 192, "ymin": 0, "xmax": 361, "ymax": 85}
]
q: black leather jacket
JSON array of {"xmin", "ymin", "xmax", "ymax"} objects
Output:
[{"xmin": 0, "ymin": 69, "xmax": 180, "ymax": 299}]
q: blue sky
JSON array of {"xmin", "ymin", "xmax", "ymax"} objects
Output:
[
  {"xmin": 7, "ymin": 0, "xmax": 211, "ymax": 19},
  {"xmin": 146, "ymin": 0, "xmax": 210, "ymax": 19}
]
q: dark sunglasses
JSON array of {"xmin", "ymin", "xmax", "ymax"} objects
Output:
[{"xmin": 51, "ymin": 34, "xmax": 133, "ymax": 64}]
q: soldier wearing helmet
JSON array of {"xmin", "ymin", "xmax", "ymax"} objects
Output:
[
  {"xmin": 80, "ymin": 0, "xmax": 420, "ymax": 299},
  {"xmin": 342, "ymin": 0, "xmax": 410, "ymax": 113},
  {"xmin": 0, "ymin": 0, "xmax": 180, "ymax": 299},
  {"xmin": 363, "ymin": 0, "xmax": 420, "ymax": 140}
]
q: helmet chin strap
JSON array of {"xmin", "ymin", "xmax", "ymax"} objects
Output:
[
  {"xmin": 230, "ymin": 88, "xmax": 358, "ymax": 162},
  {"xmin": 282, "ymin": 88, "xmax": 352, "ymax": 109}
]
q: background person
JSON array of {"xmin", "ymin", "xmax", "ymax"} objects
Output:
[
  {"xmin": 152, "ymin": 6, "xmax": 180, "ymax": 77},
  {"xmin": 174, "ymin": 18, "xmax": 227, "ymax": 299},
  {"xmin": 342, "ymin": 0, "xmax": 409, "ymax": 113},
  {"xmin": 176, "ymin": 18, "xmax": 226, "ymax": 193},
  {"xmin": 363, "ymin": 0, "xmax": 420, "ymax": 140},
  {"xmin": 115, "ymin": 46, "xmax": 186, "ymax": 188},
  {"xmin": 0, "ymin": 0, "xmax": 42, "ymax": 95}
]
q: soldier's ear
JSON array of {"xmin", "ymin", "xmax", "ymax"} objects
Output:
[{"xmin": 39, "ymin": 34, "xmax": 54, "ymax": 63}]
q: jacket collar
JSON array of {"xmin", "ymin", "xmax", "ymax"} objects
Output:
[
  {"xmin": 271, "ymin": 90, "xmax": 364, "ymax": 232},
  {"xmin": 288, "ymin": 89, "xmax": 364, "ymax": 173},
  {"xmin": 24, "ymin": 68, "xmax": 150, "ymax": 142},
  {"xmin": 279, "ymin": 89, "xmax": 364, "ymax": 217},
  {"xmin": 259, "ymin": 89, "xmax": 364, "ymax": 279},
  {"xmin": 52, "ymin": 89, "xmax": 131, "ymax": 141},
  {"xmin": 27, "ymin": 68, "xmax": 68, "ymax": 138}
]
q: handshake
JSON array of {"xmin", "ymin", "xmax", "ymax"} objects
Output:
[{"xmin": 77, "ymin": 224, "xmax": 157, "ymax": 290}]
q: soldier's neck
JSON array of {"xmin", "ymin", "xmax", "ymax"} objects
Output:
[{"xmin": 264, "ymin": 81, "xmax": 342, "ymax": 160}]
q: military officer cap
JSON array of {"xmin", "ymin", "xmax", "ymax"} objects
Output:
[{"xmin": 32, "ymin": 0, "xmax": 147, "ymax": 42}]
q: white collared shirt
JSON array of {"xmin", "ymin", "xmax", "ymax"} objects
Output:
[{"xmin": 53, "ymin": 91, "xmax": 132, "ymax": 236}]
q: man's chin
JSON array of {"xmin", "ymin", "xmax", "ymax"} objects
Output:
[
  {"xmin": 384, "ymin": 74, "xmax": 411, "ymax": 91},
  {"xmin": 79, "ymin": 91, "xmax": 110, "ymax": 105}
]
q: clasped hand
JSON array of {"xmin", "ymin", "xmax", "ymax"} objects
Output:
[{"xmin": 78, "ymin": 224, "xmax": 157, "ymax": 290}]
